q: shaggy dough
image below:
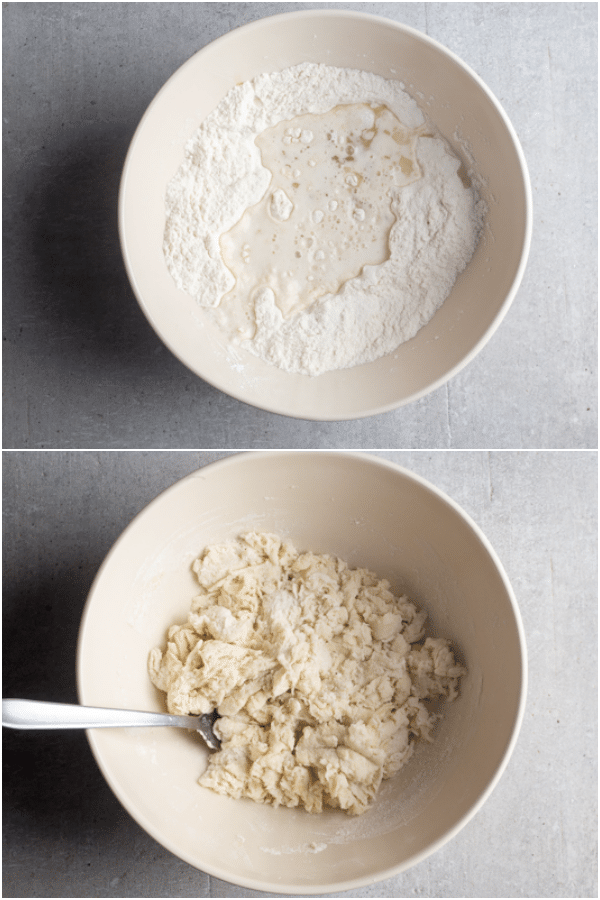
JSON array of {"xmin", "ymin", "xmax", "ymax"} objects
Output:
[{"xmin": 149, "ymin": 532, "xmax": 466, "ymax": 816}]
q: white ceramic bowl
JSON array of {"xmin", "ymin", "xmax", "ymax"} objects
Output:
[
  {"xmin": 77, "ymin": 452, "xmax": 526, "ymax": 894},
  {"xmin": 119, "ymin": 9, "xmax": 531, "ymax": 421}
]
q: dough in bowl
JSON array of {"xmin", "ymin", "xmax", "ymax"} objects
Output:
[{"xmin": 149, "ymin": 532, "xmax": 466, "ymax": 816}]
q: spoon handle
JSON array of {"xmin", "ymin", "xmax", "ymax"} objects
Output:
[{"xmin": 2, "ymin": 698, "xmax": 199, "ymax": 731}]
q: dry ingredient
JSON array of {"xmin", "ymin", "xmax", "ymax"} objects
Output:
[
  {"xmin": 164, "ymin": 63, "xmax": 485, "ymax": 376},
  {"xmin": 148, "ymin": 532, "xmax": 466, "ymax": 816}
]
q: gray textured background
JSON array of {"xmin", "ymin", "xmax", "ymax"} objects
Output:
[
  {"xmin": 2, "ymin": 2, "xmax": 597, "ymax": 449},
  {"xmin": 2, "ymin": 450, "xmax": 597, "ymax": 898}
]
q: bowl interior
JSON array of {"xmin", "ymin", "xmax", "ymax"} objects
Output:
[
  {"xmin": 119, "ymin": 10, "xmax": 530, "ymax": 420},
  {"xmin": 77, "ymin": 453, "xmax": 525, "ymax": 894}
]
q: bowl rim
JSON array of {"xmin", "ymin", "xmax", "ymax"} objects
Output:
[
  {"xmin": 76, "ymin": 450, "xmax": 528, "ymax": 894},
  {"xmin": 118, "ymin": 8, "xmax": 533, "ymax": 421}
]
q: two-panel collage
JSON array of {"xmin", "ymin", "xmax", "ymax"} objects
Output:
[{"xmin": 2, "ymin": 3, "xmax": 597, "ymax": 899}]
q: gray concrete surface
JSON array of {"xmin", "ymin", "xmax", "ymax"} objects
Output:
[
  {"xmin": 2, "ymin": 2, "xmax": 597, "ymax": 449},
  {"xmin": 2, "ymin": 450, "xmax": 597, "ymax": 898}
]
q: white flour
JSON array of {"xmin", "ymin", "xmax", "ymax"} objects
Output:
[{"xmin": 164, "ymin": 63, "xmax": 485, "ymax": 376}]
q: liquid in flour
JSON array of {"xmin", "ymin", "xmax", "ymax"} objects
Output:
[
  {"xmin": 164, "ymin": 63, "xmax": 485, "ymax": 376},
  {"xmin": 219, "ymin": 103, "xmax": 422, "ymax": 327}
]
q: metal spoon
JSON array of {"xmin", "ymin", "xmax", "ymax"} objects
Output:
[{"xmin": 2, "ymin": 698, "xmax": 220, "ymax": 750}]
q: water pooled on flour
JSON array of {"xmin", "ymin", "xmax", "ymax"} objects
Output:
[{"xmin": 219, "ymin": 103, "xmax": 422, "ymax": 325}]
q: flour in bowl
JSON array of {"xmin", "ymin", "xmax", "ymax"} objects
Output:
[
  {"xmin": 148, "ymin": 532, "xmax": 466, "ymax": 816},
  {"xmin": 164, "ymin": 63, "xmax": 485, "ymax": 376}
]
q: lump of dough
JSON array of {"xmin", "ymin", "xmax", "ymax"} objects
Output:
[{"xmin": 149, "ymin": 532, "xmax": 466, "ymax": 816}]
